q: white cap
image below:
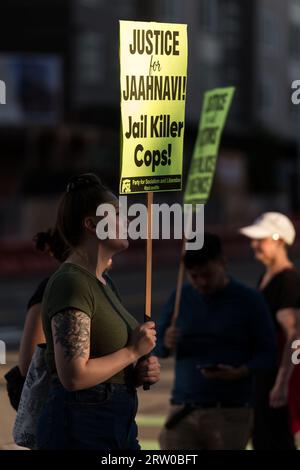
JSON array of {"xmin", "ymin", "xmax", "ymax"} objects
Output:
[{"xmin": 239, "ymin": 212, "xmax": 296, "ymax": 245}]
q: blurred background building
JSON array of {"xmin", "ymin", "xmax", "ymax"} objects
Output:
[{"xmin": 0, "ymin": 0, "xmax": 300, "ymax": 255}]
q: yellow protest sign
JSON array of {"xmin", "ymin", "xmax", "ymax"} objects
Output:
[
  {"xmin": 119, "ymin": 20, "xmax": 188, "ymax": 194},
  {"xmin": 184, "ymin": 87, "xmax": 235, "ymax": 205}
]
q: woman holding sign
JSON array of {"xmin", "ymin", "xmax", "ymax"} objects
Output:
[{"xmin": 36, "ymin": 173, "xmax": 160, "ymax": 450}]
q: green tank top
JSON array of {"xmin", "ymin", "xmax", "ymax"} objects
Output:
[{"xmin": 42, "ymin": 263, "xmax": 139, "ymax": 384}]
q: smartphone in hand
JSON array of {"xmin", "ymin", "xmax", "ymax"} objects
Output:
[{"xmin": 196, "ymin": 364, "xmax": 222, "ymax": 372}]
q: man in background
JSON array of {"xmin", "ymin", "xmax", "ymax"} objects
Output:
[{"xmin": 155, "ymin": 233, "xmax": 277, "ymax": 450}]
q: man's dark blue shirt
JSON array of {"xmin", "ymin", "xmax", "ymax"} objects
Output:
[{"xmin": 154, "ymin": 278, "xmax": 277, "ymax": 405}]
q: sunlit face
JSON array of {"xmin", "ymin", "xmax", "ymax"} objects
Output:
[
  {"xmin": 113, "ymin": 199, "xmax": 129, "ymax": 251},
  {"xmin": 87, "ymin": 195, "xmax": 129, "ymax": 254},
  {"xmin": 250, "ymin": 237, "xmax": 283, "ymax": 265},
  {"xmin": 101, "ymin": 198, "xmax": 129, "ymax": 252},
  {"xmin": 186, "ymin": 260, "xmax": 227, "ymax": 295}
]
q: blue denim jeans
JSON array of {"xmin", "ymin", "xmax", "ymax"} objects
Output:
[{"xmin": 36, "ymin": 381, "xmax": 140, "ymax": 450}]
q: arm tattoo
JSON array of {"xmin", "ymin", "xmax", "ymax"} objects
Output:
[{"xmin": 53, "ymin": 310, "xmax": 90, "ymax": 361}]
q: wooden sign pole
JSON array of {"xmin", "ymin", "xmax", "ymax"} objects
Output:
[
  {"xmin": 145, "ymin": 191, "xmax": 153, "ymax": 322},
  {"xmin": 171, "ymin": 208, "xmax": 193, "ymax": 326},
  {"xmin": 143, "ymin": 191, "xmax": 153, "ymax": 390},
  {"xmin": 171, "ymin": 239, "xmax": 186, "ymax": 326}
]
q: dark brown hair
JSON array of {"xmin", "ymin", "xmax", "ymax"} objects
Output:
[
  {"xmin": 184, "ymin": 233, "xmax": 222, "ymax": 269},
  {"xmin": 33, "ymin": 228, "xmax": 69, "ymax": 262},
  {"xmin": 55, "ymin": 173, "xmax": 114, "ymax": 250}
]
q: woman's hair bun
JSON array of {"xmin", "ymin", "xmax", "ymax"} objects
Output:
[{"xmin": 66, "ymin": 173, "xmax": 104, "ymax": 193}]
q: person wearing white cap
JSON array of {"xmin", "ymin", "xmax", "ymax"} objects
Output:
[{"xmin": 240, "ymin": 212, "xmax": 300, "ymax": 450}]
